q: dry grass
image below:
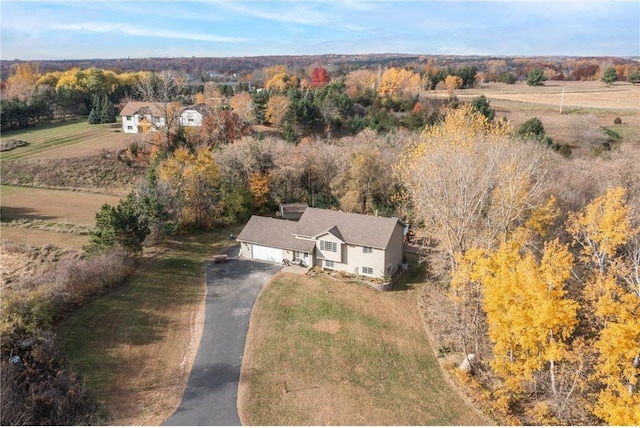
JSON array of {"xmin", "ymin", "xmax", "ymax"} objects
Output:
[
  {"xmin": 239, "ymin": 269, "xmax": 490, "ymax": 425},
  {"xmin": 0, "ymin": 118, "xmax": 133, "ymax": 161},
  {"xmin": 1, "ymin": 186, "xmax": 122, "ymax": 250},
  {"xmin": 456, "ymin": 80, "xmax": 640, "ymax": 111},
  {"xmin": 1, "ymin": 185, "xmax": 121, "ymax": 225}
]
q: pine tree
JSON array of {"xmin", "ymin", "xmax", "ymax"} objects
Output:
[
  {"xmin": 100, "ymin": 95, "xmax": 117, "ymax": 123},
  {"xmin": 87, "ymin": 107, "xmax": 100, "ymax": 124}
]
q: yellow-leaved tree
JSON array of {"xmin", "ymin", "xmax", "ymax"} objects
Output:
[
  {"xmin": 157, "ymin": 146, "xmax": 220, "ymax": 229},
  {"xmin": 568, "ymin": 187, "xmax": 640, "ymax": 425},
  {"xmin": 453, "ymin": 228, "xmax": 577, "ymax": 398},
  {"xmin": 377, "ymin": 67, "xmax": 421, "ymax": 98}
]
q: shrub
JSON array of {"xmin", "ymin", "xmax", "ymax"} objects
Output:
[
  {"xmin": 0, "ymin": 331, "xmax": 102, "ymax": 425},
  {"xmin": 497, "ymin": 72, "xmax": 516, "ymax": 84},
  {"xmin": 517, "ymin": 117, "xmax": 546, "ymax": 140},
  {"xmin": 613, "ymin": 117, "xmax": 622, "ymax": 125},
  {"xmin": 470, "ymin": 95, "xmax": 495, "ymax": 121}
]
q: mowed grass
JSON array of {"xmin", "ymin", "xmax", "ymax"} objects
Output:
[
  {"xmin": 56, "ymin": 227, "xmax": 243, "ymax": 425},
  {"xmin": 239, "ymin": 265, "xmax": 489, "ymax": 425},
  {"xmin": 1, "ymin": 117, "xmax": 133, "ymax": 160},
  {"xmin": 1, "ymin": 185, "xmax": 122, "ymax": 249}
]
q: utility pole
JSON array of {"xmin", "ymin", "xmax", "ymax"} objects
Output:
[{"xmin": 559, "ymin": 87, "xmax": 565, "ymax": 114}]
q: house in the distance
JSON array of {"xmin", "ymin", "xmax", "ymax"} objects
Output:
[
  {"xmin": 119, "ymin": 102, "xmax": 209, "ymax": 134},
  {"xmin": 236, "ymin": 207, "xmax": 405, "ymax": 279},
  {"xmin": 119, "ymin": 102, "xmax": 166, "ymax": 134},
  {"xmin": 178, "ymin": 103, "xmax": 209, "ymax": 127}
]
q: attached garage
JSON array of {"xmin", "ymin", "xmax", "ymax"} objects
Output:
[{"xmin": 251, "ymin": 244, "xmax": 283, "ymax": 263}]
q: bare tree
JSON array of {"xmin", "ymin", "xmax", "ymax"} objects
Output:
[{"xmin": 135, "ymin": 70, "xmax": 187, "ymax": 149}]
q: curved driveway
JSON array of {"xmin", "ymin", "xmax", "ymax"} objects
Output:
[{"xmin": 164, "ymin": 251, "xmax": 281, "ymax": 426}]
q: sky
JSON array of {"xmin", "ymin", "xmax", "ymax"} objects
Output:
[{"xmin": 1, "ymin": 0, "xmax": 638, "ymax": 61}]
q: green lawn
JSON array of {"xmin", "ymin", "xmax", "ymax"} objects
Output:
[
  {"xmin": 1, "ymin": 117, "xmax": 131, "ymax": 160},
  {"xmin": 56, "ymin": 227, "xmax": 243, "ymax": 425},
  {"xmin": 239, "ymin": 258, "xmax": 489, "ymax": 425}
]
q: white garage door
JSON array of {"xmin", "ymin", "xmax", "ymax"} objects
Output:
[{"xmin": 251, "ymin": 245, "xmax": 282, "ymax": 263}]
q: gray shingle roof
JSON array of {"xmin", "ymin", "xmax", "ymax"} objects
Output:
[
  {"xmin": 236, "ymin": 216, "xmax": 316, "ymax": 252},
  {"xmin": 295, "ymin": 207, "xmax": 402, "ymax": 249}
]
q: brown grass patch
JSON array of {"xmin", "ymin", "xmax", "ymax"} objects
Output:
[
  {"xmin": 313, "ymin": 319, "xmax": 341, "ymax": 334},
  {"xmin": 1, "ymin": 186, "xmax": 121, "ymax": 226}
]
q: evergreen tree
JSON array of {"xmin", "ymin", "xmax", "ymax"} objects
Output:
[
  {"xmin": 470, "ymin": 95, "xmax": 495, "ymax": 121},
  {"xmin": 85, "ymin": 192, "xmax": 150, "ymax": 253},
  {"xmin": 601, "ymin": 67, "xmax": 618, "ymax": 85},
  {"xmin": 526, "ymin": 68, "xmax": 546, "ymax": 86},
  {"xmin": 87, "ymin": 108, "xmax": 100, "ymax": 124},
  {"xmin": 99, "ymin": 95, "xmax": 117, "ymax": 123}
]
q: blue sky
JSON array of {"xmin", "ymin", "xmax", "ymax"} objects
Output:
[{"xmin": 1, "ymin": 0, "xmax": 638, "ymax": 60}]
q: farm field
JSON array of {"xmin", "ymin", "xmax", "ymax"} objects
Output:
[
  {"xmin": 457, "ymin": 80, "xmax": 640, "ymax": 111},
  {"xmin": 0, "ymin": 117, "xmax": 133, "ymax": 161},
  {"xmin": 238, "ymin": 267, "xmax": 489, "ymax": 426},
  {"xmin": 0, "ymin": 185, "xmax": 121, "ymax": 249},
  {"xmin": 440, "ymin": 81, "xmax": 640, "ymax": 156}
]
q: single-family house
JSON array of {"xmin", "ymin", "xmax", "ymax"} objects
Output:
[
  {"xmin": 119, "ymin": 102, "xmax": 167, "ymax": 134},
  {"xmin": 178, "ymin": 104, "xmax": 209, "ymax": 127},
  {"xmin": 119, "ymin": 102, "xmax": 209, "ymax": 134},
  {"xmin": 236, "ymin": 207, "xmax": 405, "ymax": 279}
]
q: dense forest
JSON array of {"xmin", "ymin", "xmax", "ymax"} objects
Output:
[{"xmin": 1, "ymin": 57, "xmax": 639, "ymax": 425}]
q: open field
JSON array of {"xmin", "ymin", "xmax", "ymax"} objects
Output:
[
  {"xmin": 238, "ymin": 265, "xmax": 490, "ymax": 425},
  {"xmin": 457, "ymin": 80, "xmax": 640, "ymax": 111},
  {"xmin": 56, "ymin": 227, "xmax": 243, "ymax": 425},
  {"xmin": 0, "ymin": 118, "xmax": 133, "ymax": 161},
  {"xmin": 432, "ymin": 80, "xmax": 640, "ymax": 156},
  {"xmin": 0, "ymin": 185, "xmax": 121, "ymax": 250}
]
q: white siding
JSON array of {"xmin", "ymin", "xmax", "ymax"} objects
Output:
[
  {"xmin": 179, "ymin": 110, "xmax": 203, "ymax": 127},
  {"xmin": 122, "ymin": 115, "xmax": 138, "ymax": 133}
]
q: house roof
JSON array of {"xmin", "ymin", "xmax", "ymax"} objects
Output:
[
  {"xmin": 180, "ymin": 103, "xmax": 210, "ymax": 115},
  {"xmin": 295, "ymin": 207, "xmax": 403, "ymax": 249},
  {"xmin": 119, "ymin": 101, "xmax": 167, "ymax": 117},
  {"xmin": 236, "ymin": 216, "xmax": 316, "ymax": 253}
]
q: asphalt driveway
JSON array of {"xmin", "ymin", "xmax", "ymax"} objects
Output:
[{"xmin": 164, "ymin": 250, "xmax": 281, "ymax": 426}]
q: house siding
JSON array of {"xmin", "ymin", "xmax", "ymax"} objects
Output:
[
  {"xmin": 316, "ymin": 233, "xmax": 343, "ymax": 263},
  {"xmin": 179, "ymin": 110, "xmax": 203, "ymax": 127},
  {"xmin": 122, "ymin": 115, "xmax": 137, "ymax": 133},
  {"xmin": 383, "ymin": 223, "xmax": 405, "ymax": 276},
  {"xmin": 346, "ymin": 244, "xmax": 386, "ymax": 277}
]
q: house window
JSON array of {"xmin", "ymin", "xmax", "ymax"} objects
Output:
[
  {"xmin": 127, "ymin": 125, "xmax": 133, "ymax": 130},
  {"xmin": 325, "ymin": 260, "xmax": 335, "ymax": 268},
  {"xmin": 126, "ymin": 115, "xmax": 132, "ymax": 121},
  {"xmin": 362, "ymin": 266, "xmax": 373, "ymax": 275},
  {"xmin": 153, "ymin": 116, "xmax": 161, "ymax": 123},
  {"xmin": 320, "ymin": 240, "xmax": 337, "ymax": 252},
  {"xmin": 188, "ymin": 118, "xmax": 194, "ymax": 122},
  {"xmin": 362, "ymin": 246, "xmax": 373, "ymax": 254}
]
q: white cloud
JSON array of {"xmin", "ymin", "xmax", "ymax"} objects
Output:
[
  {"xmin": 49, "ymin": 22, "xmax": 246, "ymax": 43},
  {"xmin": 214, "ymin": 1, "xmax": 333, "ymax": 25}
]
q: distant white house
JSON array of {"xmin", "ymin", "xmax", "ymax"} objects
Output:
[
  {"xmin": 178, "ymin": 104, "xmax": 209, "ymax": 127},
  {"xmin": 119, "ymin": 102, "xmax": 209, "ymax": 134},
  {"xmin": 119, "ymin": 102, "xmax": 166, "ymax": 134}
]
